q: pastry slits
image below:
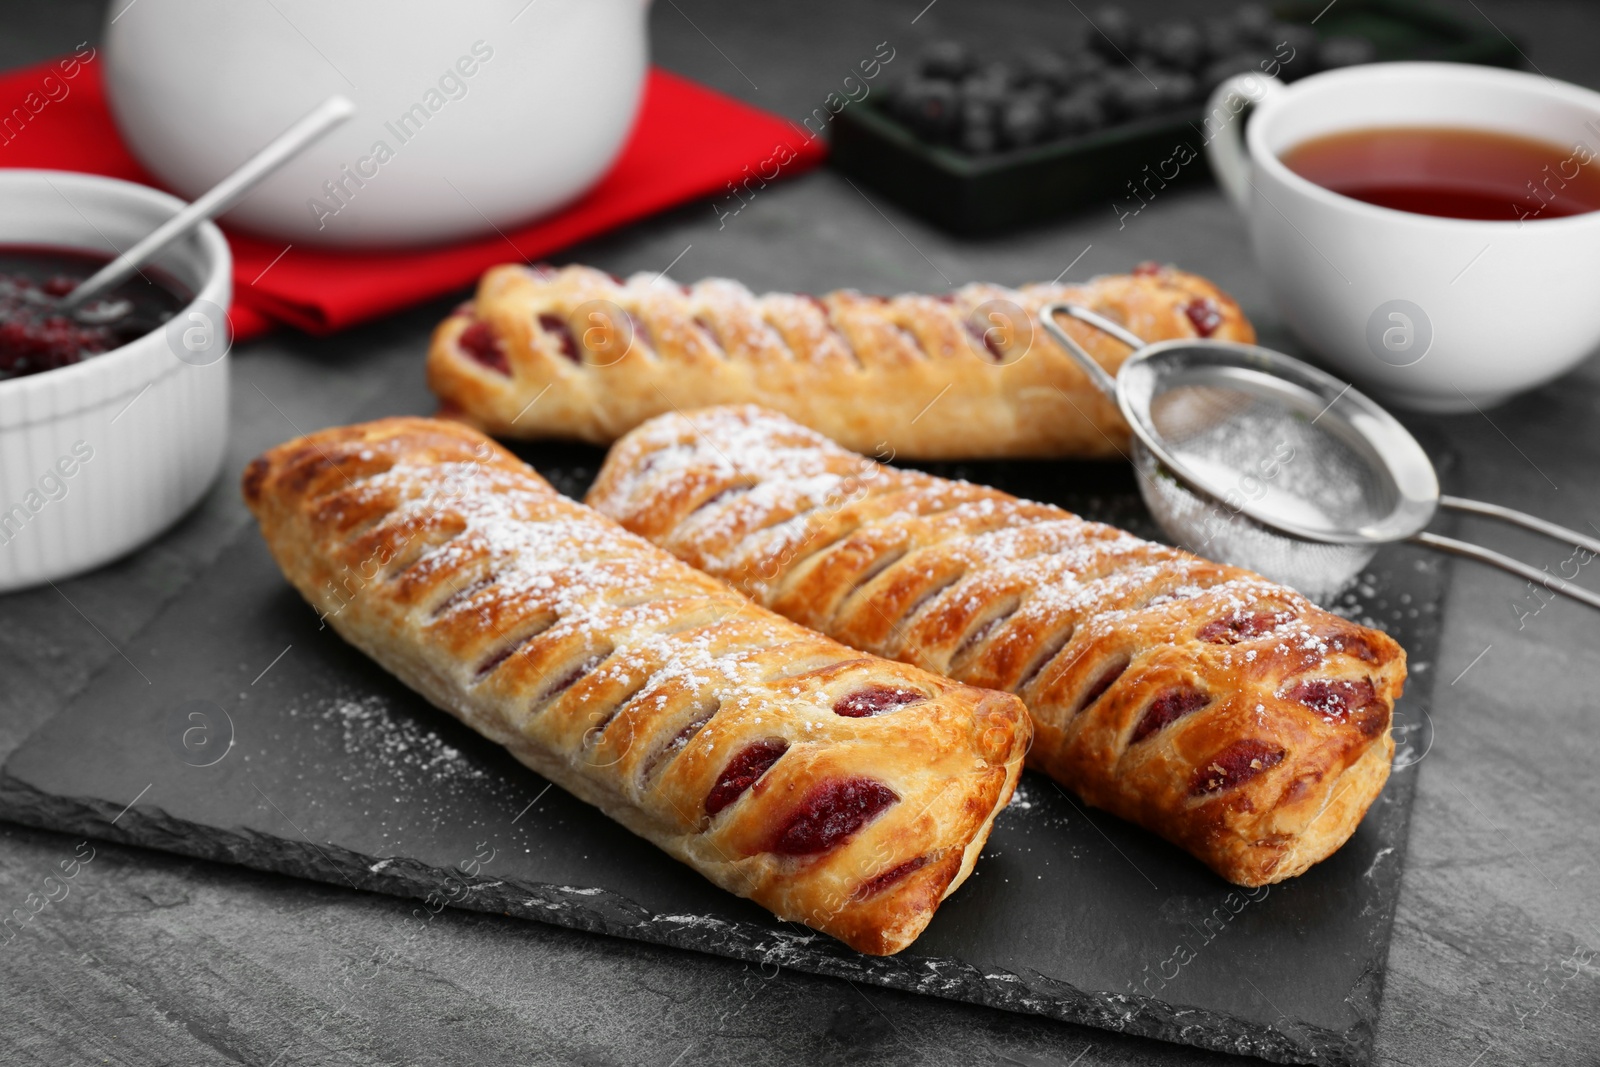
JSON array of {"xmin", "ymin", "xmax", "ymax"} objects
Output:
[
  {"xmin": 243, "ymin": 417, "xmax": 1030, "ymax": 955},
  {"xmin": 588, "ymin": 406, "xmax": 1408, "ymax": 887},
  {"xmin": 426, "ymin": 261, "xmax": 1254, "ymax": 459}
]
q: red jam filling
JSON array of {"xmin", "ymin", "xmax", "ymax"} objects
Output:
[
  {"xmin": 1132, "ymin": 260, "xmax": 1163, "ymax": 276},
  {"xmin": 1129, "ymin": 687, "xmax": 1210, "ymax": 744},
  {"xmin": 954, "ymin": 610, "xmax": 1013, "ymax": 661},
  {"xmin": 1285, "ymin": 678, "xmax": 1387, "ymax": 736},
  {"xmin": 1331, "ymin": 633, "xmax": 1381, "ymax": 663},
  {"xmin": 704, "ymin": 739, "xmax": 788, "ymax": 816},
  {"xmin": 963, "ymin": 317, "xmax": 1005, "ymax": 361},
  {"xmin": 458, "ymin": 320, "xmax": 509, "ymax": 375},
  {"xmin": 1076, "ymin": 656, "xmax": 1130, "ymax": 714},
  {"xmin": 1183, "ymin": 297, "xmax": 1223, "ymax": 337},
  {"xmin": 1197, "ymin": 610, "xmax": 1290, "ymax": 644},
  {"xmin": 832, "ymin": 686, "xmax": 925, "ymax": 718},
  {"xmin": 539, "ymin": 652, "xmax": 606, "ymax": 705},
  {"xmin": 689, "ymin": 484, "xmax": 751, "ymax": 515},
  {"xmin": 1190, "ymin": 739, "xmax": 1286, "ymax": 796},
  {"xmin": 628, "ymin": 312, "xmax": 652, "ymax": 352},
  {"xmin": 851, "ymin": 855, "xmax": 929, "ymax": 902},
  {"xmin": 536, "ymin": 312, "xmax": 580, "ymax": 361},
  {"xmin": 692, "ymin": 315, "xmax": 721, "ymax": 348},
  {"xmin": 769, "ymin": 778, "xmax": 898, "ymax": 855},
  {"xmin": 642, "ymin": 704, "xmax": 718, "ymax": 781},
  {"xmin": 474, "ymin": 641, "xmax": 521, "ymax": 680}
]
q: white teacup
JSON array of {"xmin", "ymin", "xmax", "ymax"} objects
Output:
[{"xmin": 1206, "ymin": 62, "xmax": 1600, "ymax": 412}]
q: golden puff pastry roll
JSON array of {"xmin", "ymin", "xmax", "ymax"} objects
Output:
[
  {"xmin": 587, "ymin": 406, "xmax": 1407, "ymax": 887},
  {"xmin": 242, "ymin": 417, "xmax": 1029, "ymax": 955},
  {"xmin": 426, "ymin": 261, "xmax": 1253, "ymax": 460}
]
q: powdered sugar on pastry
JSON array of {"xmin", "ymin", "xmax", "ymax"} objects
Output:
[
  {"xmin": 588, "ymin": 405, "xmax": 1407, "ymax": 887},
  {"xmin": 243, "ymin": 416, "xmax": 1031, "ymax": 955},
  {"xmin": 426, "ymin": 262, "xmax": 1255, "ymax": 459}
]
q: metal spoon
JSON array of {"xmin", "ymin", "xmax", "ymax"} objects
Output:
[{"xmin": 59, "ymin": 94, "xmax": 356, "ymax": 312}]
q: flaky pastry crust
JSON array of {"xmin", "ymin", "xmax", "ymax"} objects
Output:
[
  {"xmin": 588, "ymin": 406, "xmax": 1407, "ymax": 886},
  {"xmin": 242, "ymin": 417, "xmax": 1029, "ymax": 954},
  {"xmin": 426, "ymin": 262, "xmax": 1253, "ymax": 459}
]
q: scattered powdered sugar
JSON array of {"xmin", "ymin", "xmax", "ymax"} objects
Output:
[
  {"xmin": 343, "ymin": 444, "xmax": 926, "ymax": 734},
  {"xmin": 596, "ymin": 407, "xmax": 1400, "ymax": 733},
  {"xmin": 325, "ymin": 692, "xmax": 488, "ymax": 783}
]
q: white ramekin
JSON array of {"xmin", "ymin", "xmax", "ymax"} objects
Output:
[{"xmin": 0, "ymin": 169, "xmax": 231, "ymax": 592}]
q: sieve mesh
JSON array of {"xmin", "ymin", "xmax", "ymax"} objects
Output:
[
  {"xmin": 1133, "ymin": 378, "xmax": 1397, "ymax": 601},
  {"xmin": 1038, "ymin": 302, "xmax": 1444, "ymax": 605},
  {"xmin": 1134, "ymin": 452, "xmax": 1377, "ymax": 602}
]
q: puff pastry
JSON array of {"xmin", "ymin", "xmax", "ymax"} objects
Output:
[
  {"xmin": 426, "ymin": 261, "xmax": 1253, "ymax": 459},
  {"xmin": 588, "ymin": 406, "xmax": 1407, "ymax": 886},
  {"xmin": 242, "ymin": 417, "xmax": 1029, "ymax": 955}
]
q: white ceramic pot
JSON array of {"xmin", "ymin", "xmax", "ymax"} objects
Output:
[
  {"xmin": 1206, "ymin": 62, "xmax": 1600, "ymax": 411},
  {"xmin": 0, "ymin": 170, "xmax": 231, "ymax": 592},
  {"xmin": 103, "ymin": 0, "xmax": 650, "ymax": 248}
]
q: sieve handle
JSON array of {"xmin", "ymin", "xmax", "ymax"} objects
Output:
[
  {"xmin": 1038, "ymin": 302, "xmax": 1147, "ymax": 402},
  {"xmin": 1437, "ymin": 495, "xmax": 1600, "ymax": 558},
  {"xmin": 1410, "ymin": 496, "xmax": 1600, "ymax": 612},
  {"xmin": 1410, "ymin": 532, "xmax": 1600, "ymax": 612}
]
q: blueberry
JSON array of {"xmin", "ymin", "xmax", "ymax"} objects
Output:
[
  {"xmin": 1089, "ymin": 6, "xmax": 1139, "ymax": 59},
  {"xmin": 1050, "ymin": 89, "xmax": 1107, "ymax": 137},
  {"xmin": 1232, "ymin": 3, "xmax": 1275, "ymax": 45},
  {"xmin": 976, "ymin": 60, "xmax": 1019, "ymax": 89},
  {"xmin": 960, "ymin": 74, "xmax": 1009, "ymax": 114},
  {"xmin": 959, "ymin": 98, "xmax": 998, "ymax": 137},
  {"xmin": 1020, "ymin": 48, "xmax": 1074, "ymax": 91},
  {"xmin": 959, "ymin": 121, "xmax": 999, "ymax": 156},
  {"xmin": 1073, "ymin": 68, "xmax": 1121, "ymax": 112},
  {"xmin": 1062, "ymin": 50, "xmax": 1110, "ymax": 87},
  {"xmin": 1149, "ymin": 69, "xmax": 1199, "ymax": 109},
  {"xmin": 1142, "ymin": 21, "xmax": 1207, "ymax": 72},
  {"xmin": 896, "ymin": 79, "xmax": 960, "ymax": 141},
  {"xmin": 882, "ymin": 76, "xmax": 928, "ymax": 117},
  {"xmin": 1318, "ymin": 34, "xmax": 1377, "ymax": 69},
  {"xmin": 958, "ymin": 73, "xmax": 1007, "ymax": 111},
  {"xmin": 1102, "ymin": 69, "xmax": 1164, "ymax": 120},
  {"xmin": 1015, "ymin": 85, "xmax": 1053, "ymax": 110},
  {"xmin": 920, "ymin": 40, "xmax": 976, "ymax": 81},
  {"xmin": 1000, "ymin": 99, "xmax": 1050, "ymax": 149}
]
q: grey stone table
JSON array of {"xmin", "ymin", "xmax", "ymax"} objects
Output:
[{"xmin": 2, "ymin": 1, "xmax": 1596, "ymax": 1064}]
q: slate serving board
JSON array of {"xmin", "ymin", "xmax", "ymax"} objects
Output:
[{"xmin": 0, "ymin": 386, "xmax": 1444, "ymax": 1066}]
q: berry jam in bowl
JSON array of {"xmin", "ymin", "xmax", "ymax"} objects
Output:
[
  {"xmin": 0, "ymin": 170, "xmax": 232, "ymax": 592},
  {"xmin": 0, "ymin": 247, "xmax": 190, "ymax": 381}
]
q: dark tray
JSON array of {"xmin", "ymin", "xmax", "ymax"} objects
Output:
[
  {"xmin": 0, "ymin": 377, "xmax": 1447, "ymax": 1066},
  {"xmin": 831, "ymin": 0, "xmax": 1524, "ymax": 235}
]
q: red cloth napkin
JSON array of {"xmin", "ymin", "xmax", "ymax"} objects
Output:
[{"xmin": 0, "ymin": 56, "xmax": 824, "ymax": 341}]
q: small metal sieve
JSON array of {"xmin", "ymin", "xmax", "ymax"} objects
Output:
[{"xmin": 1040, "ymin": 303, "xmax": 1600, "ymax": 607}]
